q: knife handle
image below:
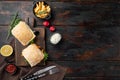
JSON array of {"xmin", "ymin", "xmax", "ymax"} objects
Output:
[
  {"xmin": 26, "ymin": 73, "xmax": 46, "ymax": 80},
  {"xmin": 25, "ymin": 75, "xmax": 34, "ymax": 79},
  {"xmin": 21, "ymin": 74, "xmax": 35, "ymax": 80}
]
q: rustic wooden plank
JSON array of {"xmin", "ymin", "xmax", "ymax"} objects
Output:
[
  {"xmin": 0, "ymin": 26, "xmax": 14, "ymax": 46},
  {"xmin": 0, "ymin": 27, "xmax": 8, "ymax": 46},
  {"xmin": 0, "ymin": 25, "xmax": 120, "ymax": 61},
  {"xmin": 54, "ymin": 61, "xmax": 120, "ymax": 77},
  {"xmin": 64, "ymin": 77, "xmax": 120, "ymax": 80},
  {"xmin": 0, "ymin": 1, "xmax": 120, "ymax": 26},
  {"xmin": 48, "ymin": 2, "xmax": 120, "ymax": 26},
  {"xmin": 0, "ymin": 1, "xmax": 81, "ymax": 25},
  {"xmin": 1, "ymin": 0, "xmax": 80, "ymax": 2},
  {"xmin": 0, "ymin": 1, "xmax": 120, "ymax": 80},
  {"xmin": 45, "ymin": 26, "xmax": 120, "ymax": 61},
  {"xmin": 15, "ymin": 27, "xmax": 45, "ymax": 66},
  {"xmin": 2, "ymin": 0, "xmax": 119, "ymax": 3}
]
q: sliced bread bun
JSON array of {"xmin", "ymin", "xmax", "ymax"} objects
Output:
[
  {"xmin": 11, "ymin": 21, "xmax": 36, "ymax": 46},
  {"xmin": 22, "ymin": 44, "xmax": 44, "ymax": 67}
]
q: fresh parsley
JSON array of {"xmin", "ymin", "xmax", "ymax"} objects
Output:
[
  {"xmin": 38, "ymin": 11, "xmax": 47, "ymax": 15},
  {"xmin": 29, "ymin": 39, "xmax": 35, "ymax": 44},
  {"xmin": 44, "ymin": 51, "xmax": 48, "ymax": 61}
]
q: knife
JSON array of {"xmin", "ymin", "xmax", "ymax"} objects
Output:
[
  {"xmin": 26, "ymin": 67, "xmax": 59, "ymax": 80},
  {"xmin": 21, "ymin": 65, "xmax": 56, "ymax": 80},
  {"xmin": 34, "ymin": 65, "xmax": 56, "ymax": 75}
]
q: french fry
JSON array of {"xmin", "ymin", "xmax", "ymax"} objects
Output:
[
  {"xmin": 38, "ymin": 2, "xmax": 42, "ymax": 10},
  {"xmin": 36, "ymin": 3, "xmax": 39, "ymax": 8},
  {"xmin": 34, "ymin": 1, "xmax": 51, "ymax": 18},
  {"xmin": 34, "ymin": 7, "xmax": 39, "ymax": 13}
]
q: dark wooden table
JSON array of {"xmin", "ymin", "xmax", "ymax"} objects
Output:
[{"xmin": 0, "ymin": 0, "xmax": 120, "ymax": 80}]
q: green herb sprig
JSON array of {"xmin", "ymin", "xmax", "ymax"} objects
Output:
[
  {"xmin": 6, "ymin": 12, "xmax": 21, "ymax": 40},
  {"xmin": 29, "ymin": 39, "xmax": 35, "ymax": 44},
  {"xmin": 38, "ymin": 11, "xmax": 47, "ymax": 15},
  {"xmin": 43, "ymin": 51, "xmax": 48, "ymax": 61}
]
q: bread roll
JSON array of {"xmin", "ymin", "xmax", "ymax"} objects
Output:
[
  {"xmin": 11, "ymin": 21, "xmax": 36, "ymax": 46},
  {"xmin": 22, "ymin": 44, "xmax": 44, "ymax": 67}
]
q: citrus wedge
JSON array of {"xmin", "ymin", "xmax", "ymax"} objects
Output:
[{"xmin": 0, "ymin": 45, "xmax": 13, "ymax": 57}]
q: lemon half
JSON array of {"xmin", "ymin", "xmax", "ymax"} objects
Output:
[{"xmin": 0, "ymin": 45, "xmax": 13, "ymax": 57}]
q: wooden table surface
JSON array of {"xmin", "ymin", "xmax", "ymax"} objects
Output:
[{"xmin": 0, "ymin": 0, "xmax": 120, "ymax": 80}]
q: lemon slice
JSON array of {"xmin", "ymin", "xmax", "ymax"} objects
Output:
[{"xmin": 0, "ymin": 45, "xmax": 13, "ymax": 57}]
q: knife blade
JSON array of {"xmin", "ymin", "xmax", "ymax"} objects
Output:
[
  {"xmin": 26, "ymin": 67, "xmax": 59, "ymax": 80},
  {"xmin": 33, "ymin": 65, "xmax": 56, "ymax": 75},
  {"xmin": 21, "ymin": 65, "xmax": 56, "ymax": 80}
]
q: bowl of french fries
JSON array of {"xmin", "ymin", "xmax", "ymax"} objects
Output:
[{"xmin": 33, "ymin": 1, "xmax": 51, "ymax": 20}]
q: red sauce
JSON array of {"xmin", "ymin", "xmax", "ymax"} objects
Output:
[{"xmin": 5, "ymin": 64, "xmax": 16, "ymax": 73}]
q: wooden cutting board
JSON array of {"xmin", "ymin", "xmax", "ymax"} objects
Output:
[{"xmin": 15, "ymin": 27, "xmax": 45, "ymax": 66}]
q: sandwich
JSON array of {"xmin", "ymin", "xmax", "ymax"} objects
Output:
[
  {"xmin": 11, "ymin": 21, "xmax": 36, "ymax": 46},
  {"xmin": 22, "ymin": 44, "xmax": 44, "ymax": 67}
]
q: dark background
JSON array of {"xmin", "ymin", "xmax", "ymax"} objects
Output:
[{"xmin": 0, "ymin": 0, "xmax": 120, "ymax": 80}]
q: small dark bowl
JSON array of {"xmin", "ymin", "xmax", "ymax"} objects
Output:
[
  {"xmin": 5, "ymin": 63, "xmax": 17, "ymax": 75},
  {"xmin": 33, "ymin": 1, "xmax": 51, "ymax": 20}
]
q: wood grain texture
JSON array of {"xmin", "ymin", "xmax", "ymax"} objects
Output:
[
  {"xmin": 0, "ymin": 1, "xmax": 120, "ymax": 80},
  {"xmin": 64, "ymin": 77, "xmax": 120, "ymax": 80},
  {"xmin": 1, "ymin": 0, "xmax": 119, "ymax": 3},
  {"xmin": 45, "ymin": 26, "xmax": 120, "ymax": 61},
  {"xmin": 54, "ymin": 61, "xmax": 120, "ymax": 77},
  {"xmin": 1, "ymin": 1, "xmax": 119, "ymax": 26}
]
